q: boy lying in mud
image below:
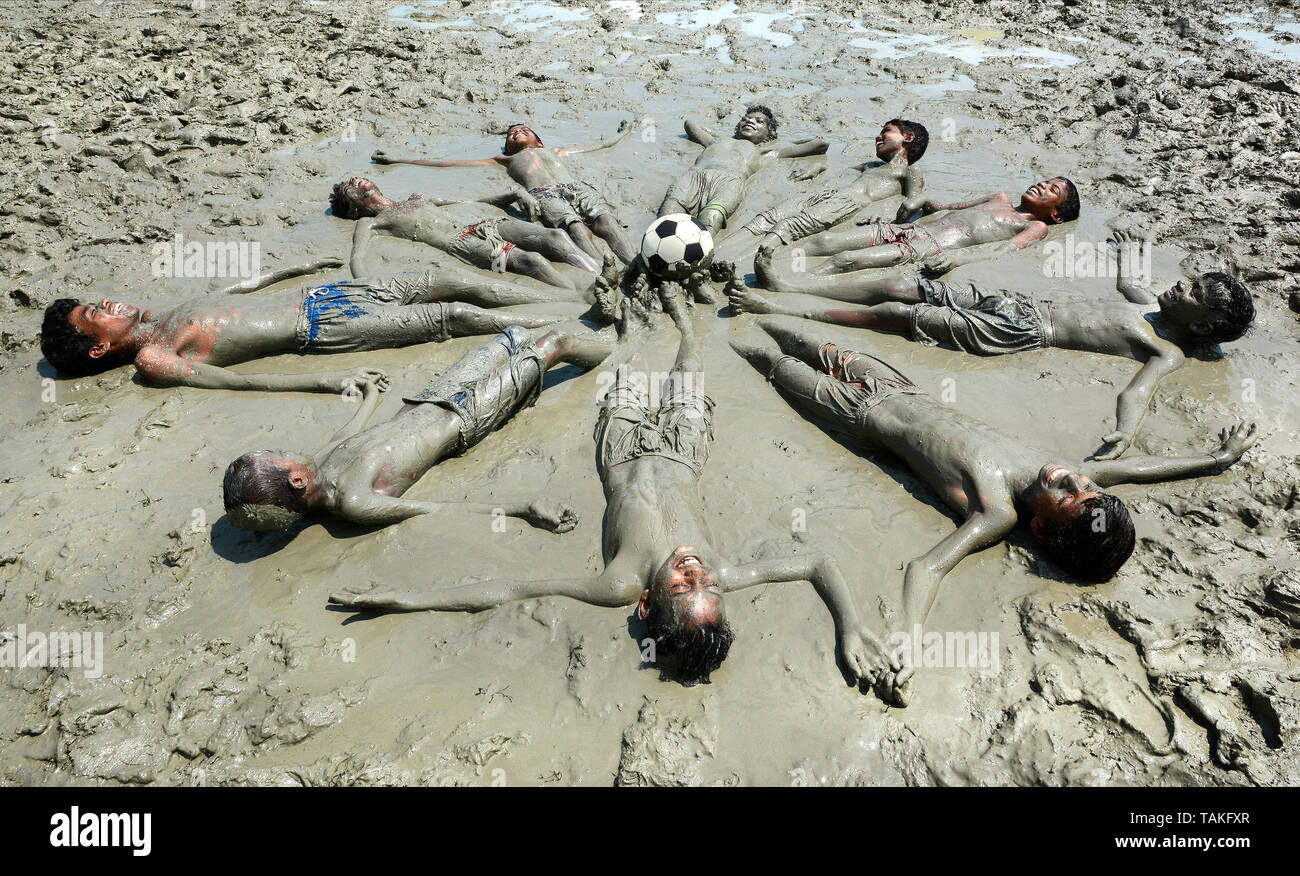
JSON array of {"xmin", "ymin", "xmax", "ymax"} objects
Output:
[
  {"xmin": 659, "ymin": 105, "xmax": 829, "ymax": 232},
  {"xmin": 330, "ymin": 176, "xmax": 600, "ymax": 288},
  {"xmin": 713, "ymin": 119, "xmax": 928, "ymax": 262},
  {"xmin": 733, "ymin": 229, "xmax": 1256, "ymax": 458},
  {"xmin": 331, "ymin": 273, "xmax": 896, "ymax": 691},
  {"xmin": 223, "ymin": 323, "xmax": 608, "ymax": 532},
  {"xmin": 373, "ymin": 121, "xmax": 638, "ymax": 263},
  {"xmin": 731, "ymin": 316, "xmax": 1259, "ymax": 705},
  {"xmin": 38, "ymin": 256, "xmax": 615, "ymax": 392},
  {"xmin": 761, "ymin": 177, "xmax": 1078, "ymax": 275}
]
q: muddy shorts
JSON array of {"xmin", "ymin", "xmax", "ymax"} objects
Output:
[
  {"xmin": 769, "ymin": 342, "xmax": 923, "ymax": 433},
  {"xmin": 664, "ymin": 168, "xmax": 746, "ymax": 226},
  {"xmin": 296, "ymin": 278, "xmax": 450, "ymax": 352},
  {"xmin": 857, "ymin": 221, "xmax": 943, "ymax": 264},
  {"xmin": 595, "ymin": 366, "xmax": 715, "ymax": 477},
  {"xmin": 529, "ymin": 181, "xmax": 614, "ymax": 228},
  {"xmin": 402, "ymin": 325, "xmax": 545, "ymax": 453},
  {"xmin": 910, "ymin": 279, "xmax": 1055, "ymax": 355},
  {"xmin": 742, "ymin": 188, "xmax": 862, "ymax": 244},
  {"xmin": 447, "ymin": 219, "xmax": 516, "ymax": 272}
]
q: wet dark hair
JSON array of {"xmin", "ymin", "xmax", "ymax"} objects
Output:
[
  {"xmin": 1036, "ymin": 492, "xmax": 1135, "ymax": 582},
  {"xmin": 1056, "ymin": 177, "xmax": 1081, "ymax": 223},
  {"xmin": 329, "ymin": 180, "xmax": 365, "ymax": 220},
  {"xmin": 1195, "ymin": 272, "xmax": 1254, "ymax": 344},
  {"xmin": 644, "ymin": 597, "xmax": 735, "ymax": 685},
  {"xmin": 743, "ymin": 104, "xmax": 778, "ymax": 142},
  {"xmin": 41, "ymin": 298, "xmax": 127, "ymax": 377},
  {"xmin": 223, "ymin": 454, "xmax": 311, "ymax": 531},
  {"xmin": 502, "ymin": 124, "xmax": 542, "ymax": 153},
  {"xmin": 886, "ymin": 118, "xmax": 928, "ymax": 163}
]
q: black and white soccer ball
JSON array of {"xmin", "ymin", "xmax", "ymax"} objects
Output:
[{"xmin": 640, "ymin": 213, "xmax": 714, "ymax": 280}]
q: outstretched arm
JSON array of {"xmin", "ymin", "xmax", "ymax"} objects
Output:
[
  {"xmin": 1096, "ymin": 339, "xmax": 1185, "ymax": 460},
  {"xmin": 135, "ymin": 348, "xmax": 386, "ymax": 396},
  {"xmin": 771, "ymin": 137, "xmax": 830, "ymax": 159},
  {"xmin": 332, "ymin": 492, "xmax": 579, "ymax": 532},
  {"xmin": 217, "ymin": 258, "xmax": 343, "ymax": 294},
  {"xmin": 1082, "ymin": 421, "xmax": 1257, "ymax": 486},
  {"xmin": 721, "ymin": 553, "xmax": 897, "ymax": 688},
  {"xmin": 683, "ymin": 118, "xmax": 719, "ymax": 147},
  {"xmin": 902, "ymin": 505, "xmax": 1018, "ymax": 631},
  {"xmin": 348, "ymin": 217, "xmax": 380, "ymax": 280},
  {"xmin": 328, "ymin": 566, "xmax": 637, "ymax": 612},
  {"xmin": 557, "ymin": 119, "xmax": 635, "ymax": 156},
  {"xmin": 914, "ymin": 193, "xmax": 998, "ymax": 215},
  {"xmin": 1111, "ymin": 229, "xmax": 1158, "ymax": 304},
  {"xmin": 325, "ymin": 375, "xmax": 389, "ymax": 445},
  {"xmin": 370, "ymin": 149, "xmax": 505, "ymax": 169}
]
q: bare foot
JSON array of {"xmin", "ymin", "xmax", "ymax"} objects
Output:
[
  {"xmin": 590, "ymin": 254, "xmax": 623, "ymax": 324},
  {"xmin": 752, "ymin": 242, "xmax": 794, "ymax": 294},
  {"xmin": 659, "ymin": 280, "xmax": 689, "ymax": 325},
  {"xmin": 725, "ymin": 281, "xmax": 778, "ymax": 315}
]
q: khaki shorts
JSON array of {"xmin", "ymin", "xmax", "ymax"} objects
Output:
[{"xmin": 595, "ymin": 366, "xmax": 715, "ymax": 477}]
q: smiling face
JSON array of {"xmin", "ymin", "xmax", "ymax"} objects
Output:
[
  {"xmin": 734, "ymin": 111, "xmax": 773, "ymax": 144},
  {"xmin": 1025, "ymin": 464, "xmax": 1100, "ymax": 538},
  {"xmin": 68, "ymin": 299, "xmax": 142, "ymax": 359},
  {"xmin": 875, "ymin": 122, "xmax": 910, "ymax": 160},
  {"xmin": 1021, "ymin": 178, "xmax": 1070, "ymax": 222},
  {"xmin": 637, "ymin": 545, "xmax": 725, "ymax": 629},
  {"xmin": 503, "ymin": 125, "xmax": 542, "ymax": 155}
]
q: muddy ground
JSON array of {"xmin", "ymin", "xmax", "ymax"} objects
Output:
[{"xmin": 0, "ymin": 0, "xmax": 1297, "ymax": 786}]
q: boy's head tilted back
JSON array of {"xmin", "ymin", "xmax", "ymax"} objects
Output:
[
  {"xmin": 1162, "ymin": 272, "xmax": 1254, "ymax": 345},
  {"xmin": 1036, "ymin": 492, "xmax": 1135, "ymax": 581},
  {"xmin": 329, "ymin": 176, "xmax": 386, "ymax": 220},
  {"xmin": 503, "ymin": 123, "xmax": 543, "ymax": 154},
  {"xmin": 41, "ymin": 298, "xmax": 136, "ymax": 377},
  {"xmin": 881, "ymin": 118, "xmax": 928, "ymax": 163},
  {"xmin": 638, "ymin": 546, "xmax": 735, "ymax": 684},
  {"xmin": 223, "ymin": 451, "xmax": 316, "ymax": 531},
  {"xmin": 1022, "ymin": 177, "xmax": 1080, "ymax": 224},
  {"xmin": 1026, "ymin": 464, "xmax": 1135, "ymax": 582}
]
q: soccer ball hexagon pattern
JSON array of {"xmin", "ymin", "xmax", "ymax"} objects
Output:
[{"xmin": 641, "ymin": 213, "xmax": 714, "ymax": 279}]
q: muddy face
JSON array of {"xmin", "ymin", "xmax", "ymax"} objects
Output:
[
  {"xmin": 1025, "ymin": 464, "xmax": 1100, "ymax": 537},
  {"xmin": 734, "ymin": 112, "xmax": 772, "ymax": 144},
  {"xmin": 1157, "ymin": 277, "xmax": 1214, "ymax": 331},
  {"xmin": 70, "ymin": 299, "xmax": 142, "ymax": 358},
  {"xmin": 337, "ymin": 176, "xmax": 387, "ymax": 218},
  {"xmin": 504, "ymin": 125, "xmax": 542, "ymax": 154},
  {"xmin": 638, "ymin": 545, "xmax": 726, "ymax": 628},
  {"xmin": 1020, "ymin": 178, "xmax": 1069, "ymax": 222},
  {"xmin": 875, "ymin": 122, "xmax": 909, "ymax": 160}
]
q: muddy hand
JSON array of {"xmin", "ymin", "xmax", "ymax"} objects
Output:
[
  {"xmin": 920, "ymin": 253, "xmax": 959, "ymax": 278},
  {"xmin": 1096, "ymin": 429, "xmax": 1133, "ymax": 460},
  {"xmin": 527, "ymin": 500, "xmax": 580, "ymax": 533},
  {"xmin": 371, "ymin": 149, "xmax": 393, "ymax": 165},
  {"xmin": 1214, "ymin": 419, "xmax": 1258, "ymax": 466}
]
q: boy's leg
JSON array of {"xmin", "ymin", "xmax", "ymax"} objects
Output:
[
  {"xmin": 499, "ymin": 219, "xmax": 601, "ymax": 273},
  {"xmin": 591, "ymin": 213, "xmax": 637, "ymax": 263},
  {"xmin": 726, "ymin": 283, "xmax": 913, "ymax": 333},
  {"xmin": 753, "ymin": 243, "xmax": 927, "ymax": 303}
]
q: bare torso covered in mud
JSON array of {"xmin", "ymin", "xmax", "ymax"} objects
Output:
[{"xmin": 502, "ymin": 146, "xmax": 577, "ymax": 190}]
